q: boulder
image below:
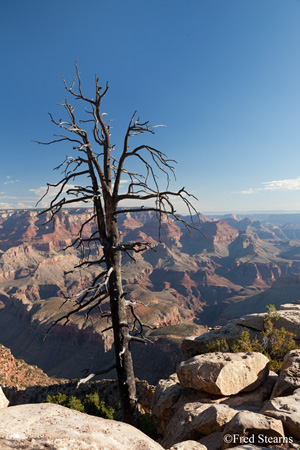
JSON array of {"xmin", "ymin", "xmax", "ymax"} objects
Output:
[
  {"xmin": 198, "ymin": 432, "xmax": 223, "ymax": 450},
  {"xmin": 271, "ymin": 350, "xmax": 300, "ymax": 398},
  {"xmin": 0, "ymin": 387, "xmax": 9, "ymax": 409},
  {"xmin": 168, "ymin": 441, "xmax": 207, "ymax": 450},
  {"xmin": 222, "ymin": 372, "xmax": 277, "ymax": 409},
  {"xmin": 152, "ymin": 373, "xmax": 230, "ymax": 435},
  {"xmin": 0, "ymin": 403, "xmax": 164, "ymax": 450},
  {"xmin": 162, "ymin": 401, "xmax": 242, "ymax": 449},
  {"xmin": 152, "ymin": 373, "xmax": 185, "ymax": 435},
  {"xmin": 186, "ymin": 404, "xmax": 240, "ymax": 435},
  {"xmin": 154, "ymin": 371, "xmax": 277, "ymax": 421},
  {"xmin": 222, "ymin": 411, "xmax": 286, "ymax": 449},
  {"xmin": 279, "ymin": 303, "xmax": 300, "ymax": 311},
  {"xmin": 262, "ymin": 389, "xmax": 300, "ymax": 440},
  {"xmin": 177, "ymin": 352, "xmax": 269, "ymax": 396},
  {"xmin": 161, "ymin": 402, "xmax": 212, "ymax": 448}
]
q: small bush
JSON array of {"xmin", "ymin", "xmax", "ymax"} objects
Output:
[
  {"xmin": 205, "ymin": 305, "xmax": 299, "ymax": 373},
  {"xmin": 261, "ymin": 305, "xmax": 297, "ymax": 368},
  {"xmin": 67, "ymin": 396, "xmax": 85, "ymax": 413},
  {"xmin": 46, "ymin": 393, "xmax": 68, "ymax": 405},
  {"xmin": 84, "ymin": 393, "xmax": 114, "ymax": 420},
  {"xmin": 46, "ymin": 392, "xmax": 114, "ymax": 419},
  {"xmin": 206, "ymin": 337, "xmax": 230, "ymax": 353},
  {"xmin": 232, "ymin": 331, "xmax": 263, "ymax": 354},
  {"xmin": 138, "ymin": 412, "xmax": 158, "ymax": 440}
]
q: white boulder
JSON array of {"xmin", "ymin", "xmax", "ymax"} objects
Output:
[
  {"xmin": 262, "ymin": 388, "xmax": 300, "ymax": 440},
  {"xmin": 168, "ymin": 441, "xmax": 207, "ymax": 450},
  {"xmin": 271, "ymin": 349, "xmax": 300, "ymax": 398},
  {"xmin": 222, "ymin": 411, "xmax": 286, "ymax": 449},
  {"xmin": 177, "ymin": 352, "xmax": 269, "ymax": 396},
  {"xmin": 0, "ymin": 403, "xmax": 164, "ymax": 450}
]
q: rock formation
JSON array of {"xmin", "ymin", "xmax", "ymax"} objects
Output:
[
  {"xmin": 0, "ymin": 403, "xmax": 164, "ymax": 450},
  {"xmin": 152, "ymin": 305, "xmax": 300, "ymax": 449},
  {"xmin": 1, "ymin": 303, "xmax": 300, "ymax": 448},
  {"xmin": 177, "ymin": 353, "xmax": 269, "ymax": 396},
  {"xmin": 153, "ymin": 350, "xmax": 300, "ymax": 448},
  {"xmin": 181, "ymin": 303, "xmax": 300, "ymax": 359},
  {"xmin": 271, "ymin": 350, "xmax": 300, "ymax": 398},
  {"xmin": 0, "ymin": 343, "xmax": 63, "ymax": 389},
  {"xmin": 1, "ymin": 209, "xmax": 300, "ymax": 384}
]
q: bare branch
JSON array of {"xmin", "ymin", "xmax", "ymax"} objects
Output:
[
  {"xmin": 37, "ymin": 64, "xmax": 200, "ymax": 424},
  {"xmin": 126, "ymin": 301, "xmax": 159, "ymax": 339},
  {"xmin": 76, "ymin": 362, "xmax": 116, "ymax": 387}
]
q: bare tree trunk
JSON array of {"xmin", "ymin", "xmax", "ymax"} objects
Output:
[
  {"xmin": 105, "ymin": 209, "xmax": 138, "ymax": 423},
  {"xmin": 37, "ymin": 64, "xmax": 199, "ymax": 425},
  {"xmin": 108, "ymin": 258, "xmax": 138, "ymax": 423}
]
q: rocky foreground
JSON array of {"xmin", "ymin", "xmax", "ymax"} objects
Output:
[
  {"xmin": 151, "ymin": 303, "xmax": 300, "ymax": 449},
  {"xmin": 152, "ymin": 350, "xmax": 300, "ymax": 449},
  {"xmin": 1, "ymin": 303, "xmax": 300, "ymax": 449},
  {"xmin": 1, "ymin": 349, "xmax": 300, "ymax": 449},
  {"xmin": 0, "ymin": 402, "xmax": 162, "ymax": 450}
]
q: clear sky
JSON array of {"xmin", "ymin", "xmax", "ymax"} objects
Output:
[{"xmin": 1, "ymin": 0, "xmax": 300, "ymax": 214}]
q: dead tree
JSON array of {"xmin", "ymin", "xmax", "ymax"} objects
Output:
[{"xmin": 36, "ymin": 64, "xmax": 199, "ymax": 425}]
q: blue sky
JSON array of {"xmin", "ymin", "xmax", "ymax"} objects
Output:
[{"xmin": 1, "ymin": 0, "xmax": 300, "ymax": 213}]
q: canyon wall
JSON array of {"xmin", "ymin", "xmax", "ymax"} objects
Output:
[{"xmin": 1, "ymin": 209, "xmax": 300, "ymax": 383}]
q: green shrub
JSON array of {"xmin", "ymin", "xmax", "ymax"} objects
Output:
[
  {"xmin": 46, "ymin": 392, "xmax": 68, "ymax": 405},
  {"xmin": 232, "ymin": 331, "xmax": 263, "ymax": 354},
  {"xmin": 261, "ymin": 305, "xmax": 297, "ymax": 368},
  {"xmin": 67, "ymin": 396, "xmax": 85, "ymax": 413},
  {"xmin": 138, "ymin": 412, "xmax": 158, "ymax": 440},
  {"xmin": 84, "ymin": 393, "xmax": 114, "ymax": 420},
  {"xmin": 46, "ymin": 392, "xmax": 114, "ymax": 419},
  {"xmin": 205, "ymin": 304, "xmax": 299, "ymax": 373},
  {"xmin": 206, "ymin": 337, "xmax": 230, "ymax": 352}
]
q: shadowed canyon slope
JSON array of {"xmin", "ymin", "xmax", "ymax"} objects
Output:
[{"xmin": 1, "ymin": 209, "xmax": 300, "ymax": 383}]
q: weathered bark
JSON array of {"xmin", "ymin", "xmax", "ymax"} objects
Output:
[
  {"xmin": 37, "ymin": 63, "xmax": 199, "ymax": 425},
  {"xmin": 104, "ymin": 206, "xmax": 138, "ymax": 423},
  {"xmin": 108, "ymin": 254, "xmax": 138, "ymax": 423}
]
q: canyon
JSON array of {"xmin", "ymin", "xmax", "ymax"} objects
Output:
[{"xmin": 1, "ymin": 209, "xmax": 300, "ymax": 384}]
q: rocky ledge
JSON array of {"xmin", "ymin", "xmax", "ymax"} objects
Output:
[
  {"xmin": 181, "ymin": 303, "xmax": 300, "ymax": 359},
  {"xmin": 1, "ymin": 303, "xmax": 300, "ymax": 449},
  {"xmin": 151, "ymin": 302, "xmax": 300, "ymax": 449},
  {"xmin": 152, "ymin": 348, "xmax": 300, "ymax": 449},
  {"xmin": 1, "ymin": 350, "xmax": 300, "ymax": 449},
  {"xmin": 0, "ymin": 402, "xmax": 163, "ymax": 450}
]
